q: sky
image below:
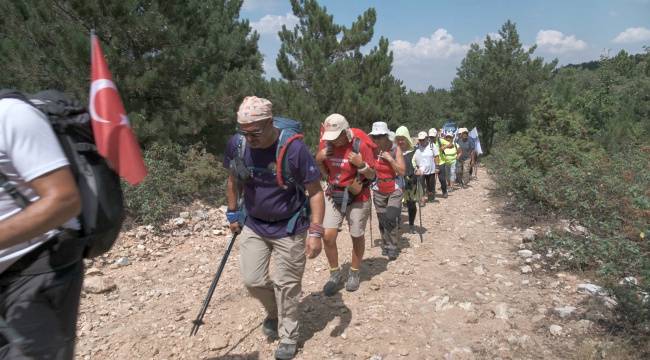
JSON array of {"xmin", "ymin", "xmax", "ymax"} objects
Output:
[{"xmin": 240, "ymin": 0, "xmax": 650, "ymax": 91}]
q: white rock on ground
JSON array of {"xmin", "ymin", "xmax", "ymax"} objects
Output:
[
  {"xmin": 577, "ymin": 283, "xmax": 606, "ymax": 296},
  {"xmin": 522, "ymin": 228, "xmax": 537, "ymax": 242},
  {"xmin": 553, "ymin": 306, "xmax": 576, "ymax": 319},
  {"xmin": 549, "ymin": 325, "xmax": 563, "ymax": 336},
  {"xmin": 517, "ymin": 249, "xmax": 533, "ymax": 258}
]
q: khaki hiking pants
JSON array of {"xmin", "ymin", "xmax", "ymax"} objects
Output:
[
  {"xmin": 238, "ymin": 226, "xmax": 306, "ymax": 344},
  {"xmin": 372, "ymin": 189, "xmax": 403, "ymax": 253},
  {"xmin": 457, "ymin": 159, "xmax": 471, "ymax": 185}
]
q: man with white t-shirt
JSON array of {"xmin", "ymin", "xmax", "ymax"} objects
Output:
[
  {"xmin": 0, "ymin": 96, "xmax": 82, "ymax": 359},
  {"xmin": 413, "ymin": 131, "xmax": 439, "ymax": 206}
]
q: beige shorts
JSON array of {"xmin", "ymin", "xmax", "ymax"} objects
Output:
[{"xmin": 323, "ymin": 195, "xmax": 371, "ymax": 237}]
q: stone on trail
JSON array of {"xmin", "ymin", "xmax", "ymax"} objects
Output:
[
  {"xmin": 553, "ymin": 306, "xmax": 576, "ymax": 319},
  {"xmin": 85, "ymin": 267, "xmax": 103, "ymax": 276},
  {"xmin": 473, "ymin": 266, "xmax": 486, "ymax": 276},
  {"xmin": 208, "ymin": 334, "xmax": 230, "ymax": 350},
  {"xmin": 84, "ymin": 276, "xmax": 117, "ymax": 294},
  {"xmin": 494, "ymin": 303, "xmax": 509, "ymax": 320},
  {"xmin": 517, "ymin": 249, "xmax": 533, "ymax": 258},
  {"xmin": 549, "ymin": 324, "xmax": 563, "ymax": 336},
  {"xmin": 115, "ymin": 257, "xmax": 130, "ymax": 267},
  {"xmin": 577, "ymin": 283, "xmax": 606, "ymax": 296},
  {"xmin": 522, "ymin": 228, "xmax": 536, "ymax": 243},
  {"xmin": 520, "ymin": 265, "xmax": 532, "ymax": 274}
]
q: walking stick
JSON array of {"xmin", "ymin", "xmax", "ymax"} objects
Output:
[
  {"xmin": 190, "ymin": 232, "xmax": 239, "ymax": 336},
  {"xmin": 369, "ymin": 192, "xmax": 374, "ymax": 247},
  {"xmin": 416, "ymin": 176, "xmax": 424, "ymax": 243}
]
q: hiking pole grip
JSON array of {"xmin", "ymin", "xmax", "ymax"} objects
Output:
[{"xmin": 190, "ymin": 232, "xmax": 238, "ymax": 336}]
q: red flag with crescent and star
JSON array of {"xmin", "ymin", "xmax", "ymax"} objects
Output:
[{"xmin": 89, "ymin": 33, "xmax": 147, "ymax": 185}]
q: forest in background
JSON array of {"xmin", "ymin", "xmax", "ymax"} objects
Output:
[{"xmin": 2, "ymin": 0, "xmax": 649, "ymax": 343}]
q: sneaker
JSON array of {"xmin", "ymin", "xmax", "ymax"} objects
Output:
[
  {"xmin": 323, "ymin": 269, "xmax": 343, "ymax": 296},
  {"xmin": 381, "ymin": 247, "xmax": 388, "ymax": 256},
  {"xmin": 443, "ymin": 192, "xmax": 448, "ymax": 199},
  {"xmin": 409, "ymin": 225, "xmax": 416, "ymax": 234},
  {"xmin": 387, "ymin": 249, "xmax": 398, "ymax": 261},
  {"xmin": 262, "ymin": 317, "xmax": 278, "ymax": 340},
  {"xmin": 345, "ymin": 269, "xmax": 360, "ymax": 292},
  {"xmin": 275, "ymin": 342, "xmax": 297, "ymax": 360}
]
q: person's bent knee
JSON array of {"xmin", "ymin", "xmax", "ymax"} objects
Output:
[{"xmin": 242, "ymin": 273, "xmax": 271, "ymax": 289}]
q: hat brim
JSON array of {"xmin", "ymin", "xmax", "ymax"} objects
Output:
[
  {"xmin": 322, "ymin": 129, "xmax": 344, "ymax": 141},
  {"xmin": 369, "ymin": 131, "xmax": 389, "ymax": 136}
]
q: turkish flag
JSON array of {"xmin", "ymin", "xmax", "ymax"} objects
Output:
[{"xmin": 89, "ymin": 33, "xmax": 147, "ymax": 185}]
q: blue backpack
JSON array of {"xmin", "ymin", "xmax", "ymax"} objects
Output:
[{"xmin": 231, "ymin": 117, "xmax": 309, "ymax": 233}]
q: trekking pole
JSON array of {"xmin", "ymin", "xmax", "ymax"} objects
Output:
[
  {"xmin": 369, "ymin": 192, "xmax": 374, "ymax": 248},
  {"xmin": 190, "ymin": 232, "xmax": 239, "ymax": 336},
  {"xmin": 416, "ymin": 177, "xmax": 424, "ymax": 243}
]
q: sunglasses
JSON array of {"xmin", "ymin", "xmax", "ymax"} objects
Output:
[{"xmin": 238, "ymin": 119, "xmax": 272, "ymax": 138}]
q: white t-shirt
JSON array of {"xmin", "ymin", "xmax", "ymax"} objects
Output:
[
  {"xmin": 0, "ymin": 98, "xmax": 76, "ymax": 273},
  {"xmin": 413, "ymin": 142, "xmax": 438, "ymax": 175}
]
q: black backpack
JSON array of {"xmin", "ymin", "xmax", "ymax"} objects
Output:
[{"xmin": 0, "ymin": 89, "xmax": 124, "ymax": 259}]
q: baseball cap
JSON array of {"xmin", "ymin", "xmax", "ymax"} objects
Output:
[
  {"xmin": 458, "ymin": 127, "xmax": 469, "ymax": 134},
  {"xmin": 417, "ymin": 131, "xmax": 428, "ymax": 140},
  {"xmin": 428, "ymin": 128, "xmax": 437, "ymax": 137},
  {"xmin": 322, "ymin": 113, "xmax": 350, "ymax": 141}
]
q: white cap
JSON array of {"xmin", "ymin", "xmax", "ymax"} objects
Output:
[
  {"xmin": 458, "ymin": 127, "xmax": 469, "ymax": 134},
  {"xmin": 322, "ymin": 114, "xmax": 350, "ymax": 141},
  {"xmin": 428, "ymin": 128, "xmax": 437, "ymax": 137},
  {"xmin": 369, "ymin": 121, "xmax": 390, "ymax": 136},
  {"xmin": 417, "ymin": 131, "xmax": 428, "ymax": 140}
]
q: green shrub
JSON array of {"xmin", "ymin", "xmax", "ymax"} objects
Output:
[
  {"xmin": 123, "ymin": 142, "xmax": 228, "ymax": 225},
  {"xmin": 488, "ymin": 98, "xmax": 650, "ymax": 341}
]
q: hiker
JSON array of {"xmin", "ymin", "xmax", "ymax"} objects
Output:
[
  {"xmin": 394, "ymin": 126, "xmax": 418, "ymax": 234},
  {"xmin": 413, "ymin": 131, "xmax": 439, "ymax": 205},
  {"xmin": 315, "ymin": 114, "xmax": 375, "ymax": 296},
  {"xmin": 369, "ymin": 122, "xmax": 405, "ymax": 260},
  {"xmin": 224, "ymin": 96, "xmax": 325, "ymax": 360},
  {"xmin": 0, "ymin": 96, "xmax": 83, "ymax": 359},
  {"xmin": 441, "ymin": 131, "xmax": 458, "ymax": 190},
  {"xmin": 455, "ymin": 128, "xmax": 476, "ymax": 187},
  {"xmin": 429, "ymin": 128, "xmax": 448, "ymax": 198}
]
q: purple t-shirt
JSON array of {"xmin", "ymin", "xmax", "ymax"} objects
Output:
[{"xmin": 223, "ymin": 135, "xmax": 321, "ymax": 239}]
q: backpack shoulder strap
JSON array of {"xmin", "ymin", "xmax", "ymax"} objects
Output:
[
  {"xmin": 275, "ymin": 130, "xmax": 305, "ymax": 189},
  {"xmin": 0, "ymin": 172, "xmax": 31, "ymax": 208},
  {"xmin": 236, "ymin": 133, "xmax": 246, "ymax": 159}
]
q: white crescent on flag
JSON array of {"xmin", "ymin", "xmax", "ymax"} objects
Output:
[{"xmin": 89, "ymin": 79, "xmax": 130, "ymax": 126}]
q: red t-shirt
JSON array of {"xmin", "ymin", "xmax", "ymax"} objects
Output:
[
  {"xmin": 323, "ymin": 138, "xmax": 375, "ymax": 202},
  {"xmin": 374, "ymin": 150, "xmax": 397, "ymax": 195}
]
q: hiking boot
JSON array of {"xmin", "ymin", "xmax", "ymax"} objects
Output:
[
  {"xmin": 381, "ymin": 247, "xmax": 388, "ymax": 256},
  {"xmin": 442, "ymin": 192, "xmax": 448, "ymax": 199},
  {"xmin": 323, "ymin": 269, "xmax": 343, "ymax": 296},
  {"xmin": 262, "ymin": 317, "xmax": 279, "ymax": 340},
  {"xmin": 409, "ymin": 225, "xmax": 416, "ymax": 234},
  {"xmin": 275, "ymin": 342, "xmax": 297, "ymax": 360},
  {"xmin": 387, "ymin": 249, "xmax": 398, "ymax": 261},
  {"xmin": 345, "ymin": 269, "xmax": 360, "ymax": 292}
]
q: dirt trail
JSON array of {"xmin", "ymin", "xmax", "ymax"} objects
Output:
[{"xmin": 76, "ymin": 167, "xmax": 609, "ymax": 359}]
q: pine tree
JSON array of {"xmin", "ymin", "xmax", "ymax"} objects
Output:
[
  {"xmin": 273, "ymin": 0, "xmax": 404, "ymax": 135},
  {"xmin": 0, "ymin": 0, "xmax": 264, "ymax": 150}
]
